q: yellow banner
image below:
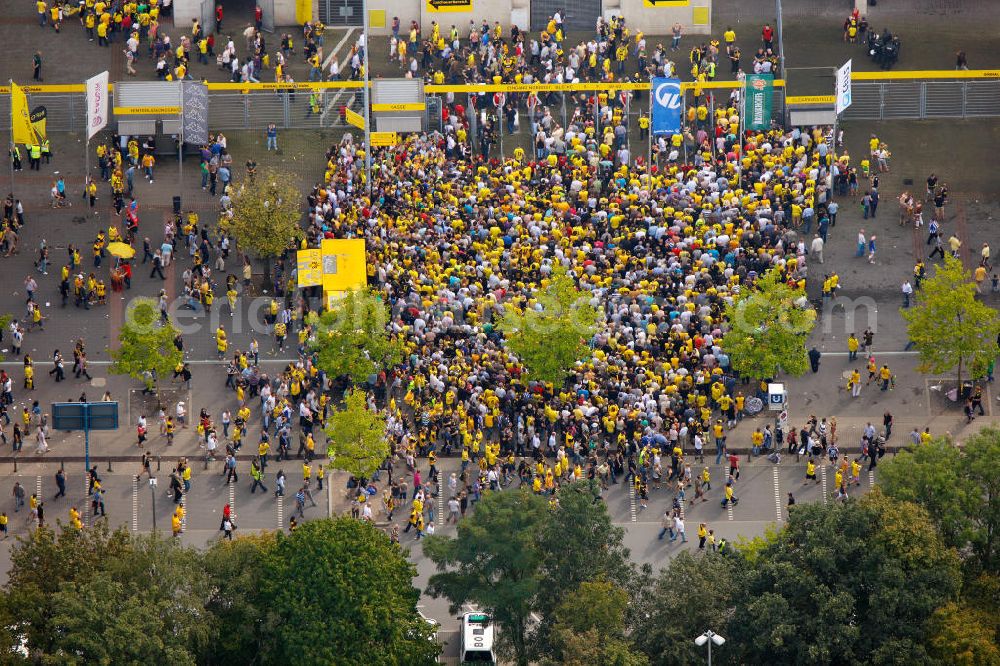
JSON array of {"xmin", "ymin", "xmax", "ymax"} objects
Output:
[
  {"xmin": 0, "ymin": 84, "xmax": 86, "ymax": 93},
  {"xmin": 321, "ymin": 239, "xmax": 367, "ymax": 293},
  {"xmin": 10, "ymin": 83, "xmax": 38, "ymax": 146},
  {"xmin": 785, "ymin": 95, "xmax": 835, "ymax": 105},
  {"xmin": 643, "ymin": 0, "xmax": 689, "ymax": 6},
  {"xmin": 370, "ymin": 132, "xmax": 399, "ymax": 146},
  {"xmin": 371, "ymin": 102, "xmax": 425, "ymax": 112},
  {"xmin": 426, "ymin": 0, "xmax": 472, "ymax": 12},
  {"xmin": 345, "ymin": 108, "xmax": 365, "ymax": 129},
  {"xmin": 297, "ymin": 249, "xmax": 322, "ymax": 288},
  {"xmin": 113, "ymin": 106, "xmax": 181, "ymax": 115},
  {"xmin": 206, "ymin": 81, "xmax": 367, "ymax": 91},
  {"xmin": 424, "ymin": 80, "xmax": 787, "ymax": 94}
]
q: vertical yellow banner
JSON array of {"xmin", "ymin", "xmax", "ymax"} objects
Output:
[{"xmin": 10, "ymin": 82, "xmax": 39, "ymax": 145}]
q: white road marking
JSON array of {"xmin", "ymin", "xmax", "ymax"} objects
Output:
[
  {"xmin": 773, "ymin": 466, "xmax": 782, "ymax": 523},
  {"xmin": 132, "ymin": 475, "xmax": 138, "ymax": 531},
  {"xmin": 821, "ymin": 464, "xmax": 829, "ymax": 505},
  {"xmin": 868, "ymin": 469, "xmax": 876, "ymax": 488},
  {"xmin": 628, "ymin": 484, "xmax": 637, "ymax": 523}
]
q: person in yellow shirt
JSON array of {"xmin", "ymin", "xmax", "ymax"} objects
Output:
[{"xmin": 805, "ymin": 460, "xmax": 819, "ymax": 484}]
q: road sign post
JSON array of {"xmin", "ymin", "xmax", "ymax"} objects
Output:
[{"xmin": 51, "ymin": 402, "xmax": 119, "ymax": 470}]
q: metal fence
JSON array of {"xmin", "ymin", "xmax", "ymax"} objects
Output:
[
  {"xmin": 3, "ymin": 79, "xmax": 999, "ymax": 137},
  {"xmin": 0, "ymin": 89, "xmax": 365, "ymax": 134},
  {"xmin": 841, "ymin": 80, "xmax": 1000, "ymax": 120}
]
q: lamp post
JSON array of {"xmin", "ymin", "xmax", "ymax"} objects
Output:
[
  {"xmin": 695, "ymin": 630, "xmax": 725, "ymax": 666},
  {"xmin": 149, "ymin": 476, "xmax": 158, "ymax": 531}
]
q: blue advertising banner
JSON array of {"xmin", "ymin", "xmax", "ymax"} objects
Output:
[{"xmin": 650, "ymin": 77, "xmax": 683, "ymax": 135}]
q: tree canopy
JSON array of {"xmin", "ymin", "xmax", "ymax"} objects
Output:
[
  {"xmin": 109, "ymin": 298, "xmax": 183, "ymax": 394},
  {"xmin": 881, "ymin": 426, "xmax": 1000, "ymax": 574},
  {"xmin": 0, "ymin": 519, "xmax": 438, "ymax": 665},
  {"xmin": 721, "ymin": 268, "xmax": 816, "ymax": 380},
  {"xmin": 902, "ymin": 255, "xmax": 1000, "ymax": 384},
  {"xmin": 221, "ymin": 168, "xmax": 304, "ymax": 258},
  {"xmin": 500, "ymin": 264, "xmax": 600, "ymax": 387},
  {"xmin": 324, "ymin": 389, "xmax": 390, "ymax": 480},
  {"xmin": 424, "ymin": 484, "xmax": 632, "ymax": 666},
  {"xmin": 308, "ymin": 288, "xmax": 403, "ymax": 384}
]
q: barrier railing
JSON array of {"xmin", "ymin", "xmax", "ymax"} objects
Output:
[{"xmin": 2, "ymin": 72, "xmax": 999, "ymax": 134}]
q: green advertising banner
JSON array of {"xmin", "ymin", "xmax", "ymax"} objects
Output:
[{"xmin": 744, "ymin": 73, "xmax": 774, "ymax": 131}]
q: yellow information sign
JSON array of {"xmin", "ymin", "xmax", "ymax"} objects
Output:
[
  {"xmin": 321, "ymin": 239, "xmax": 368, "ymax": 295},
  {"xmin": 345, "ymin": 108, "xmax": 366, "ymax": 129},
  {"xmin": 113, "ymin": 106, "xmax": 181, "ymax": 115},
  {"xmin": 642, "ymin": 0, "xmax": 689, "ymax": 7},
  {"xmin": 296, "ymin": 249, "xmax": 322, "ymax": 288},
  {"xmin": 426, "ymin": 0, "xmax": 472, "ymax": 12},
  {"xmin": 370, "ymin": 132, "xmax": 399, "ymax": 146},
  {"xmin": 371, "ymin": 102, "xmax": 426, "ymax": 112},
  {"xmin": 784, "ymin": 95, "xmax": 836, "ymax": 105}
]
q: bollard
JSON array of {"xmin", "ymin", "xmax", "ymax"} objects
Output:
[
  {"xmin": 157, "ymin": 456, "xmax": 161, "ymax": 472},
  {"xmin": 60, "ymin": 460, "xmax": 65, "ymax": 471},
  {"xmin": 13, "ymin": 457, "xmax": 17, "ymax": 474},
  {"xmin": 107, "ymin": 458, "xmax": 113, "ymax": 472}
]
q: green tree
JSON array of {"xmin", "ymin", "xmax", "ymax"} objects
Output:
[
  {"xmin": 308, "ymin": 287, "xmax": 403, "ymax": 384},
  {"xmin": 963, "ymin": 427, "xmax": 1000, "ymax": 573},
  {"xmin": 880, "ymin": 426, "xmax": 1000, "ymax": 574},
  {"xmin": 903, "ymin": 255, "xmax": 1000, "ymax": 384},
  {"xmin": 222, "ymin": 168, "xmax": 304, "ymax": 258},
  {"xmin": 324, "ymin": 389, "xmax": 390, "ymax": 479},
  {"xmin": 632, "ymin": 552, "xmax": 740, "ymax": 666},
  {"xmin": 721, "ymin": 268, "xmax": 816, "ymax": 380},
  {"xmin": 728, "ymin": 491, "xmax": 961, "ymax": 665},
  {"xmin": 500, "ymin": 264, "xmax": 599, "ymax": 387},
  {"xmin": 108, "ymin": 298, "xmax": 183, "ymax": 396},
  {"xmin": 0, "ymin": 525, "xmax": 213, "ymax": 664},
  {"xmin": 879, "ymin": 436, "xmax": 976, "ymax": 549},
  {"xmin": 926, "ymin": 602, "xmax": 1000, "ymax": 666},
  {"xmin": 424, "ymin": 490, "xmax": 549, "ymax": 666},
  {"xmin": 531, "ymin": 482, "xmax": 636, "ymax": 654},
  {"xmin": 263, "ymin": 517, "xmax": 438, "ymax": 665},
  {"xmin": 543, "ymin": 580, "xmax": 648, "ymax": 666},
  {"xmin": 202, "ymin": 532, "xmax": 279, "ymax": 665}
]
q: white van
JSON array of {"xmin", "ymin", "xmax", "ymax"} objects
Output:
[{"xmin": 460, "ymin": 612, "xmax": 496, "ymax": 663}]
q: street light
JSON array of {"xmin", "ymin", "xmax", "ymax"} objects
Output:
[
  {"xmin": 694, "ymin": 630, "xmax": 726, "ymax": 666},
  {"xmin": 149, "ymin": 476, "xmax": 158, "ymax": 531}
]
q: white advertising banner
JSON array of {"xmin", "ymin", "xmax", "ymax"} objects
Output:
[
  {"xmin": 86, "ymin": 71, "xmax": 109, "ymax": 140},
  {"xmin": 836, "ymin": 59, "xmax": 853, "ymax": 114}
]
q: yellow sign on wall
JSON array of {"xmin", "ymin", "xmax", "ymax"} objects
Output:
[
  {"xmin": 371, "ymin": 102, "xmax": 426, "ymax": 112},
  {"xmin": 642, "ymin": 0, "xmax": 690, "ymax": 7},
  {"xmin": 296, "ymin": 249, "xmax": 322, "ymax": 288},
  {"xmin": 345, "ymin": 108, "xmax": 366, "ymax": 129},
  {"xmin": 785, "ymin": 95, "xmax": 836, "ymax": 105},
  {"xmin": 370, "ymin": 132, "xmax": 399, "ymax": 146},
  {"xmin": 320, "ymin": 238, "xmax": 368, "ymax": 294},
  {"xmin": 113, "ymin": 106, "xmax": 181, "ymax": 115},
  {"xmin": 426, "ymin": 0, "xmax": 472, "ymax": 12}
]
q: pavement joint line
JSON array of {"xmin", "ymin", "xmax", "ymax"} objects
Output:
[
  {"xmin": 773, "ymin": 466, "xmax": 782, "ymax": 523},
  {"xmin": 131, "ymin": 475, "xmax": 138, "ymax": 531},
  {"xmin": 821, "ymin": 464, "xmax": 829, "ymax": 505},
  {"xmin": 322, "ymin": 27, "xmax": 356, "ymax": 72},
  {"xmin": 628, "ymin": 485, "xmax": 636, "ymax": 523}
]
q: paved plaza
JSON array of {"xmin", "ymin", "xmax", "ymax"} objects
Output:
[{"xmin": 0, "ymin": 1, "xmax": 999, "ymax": 662}]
